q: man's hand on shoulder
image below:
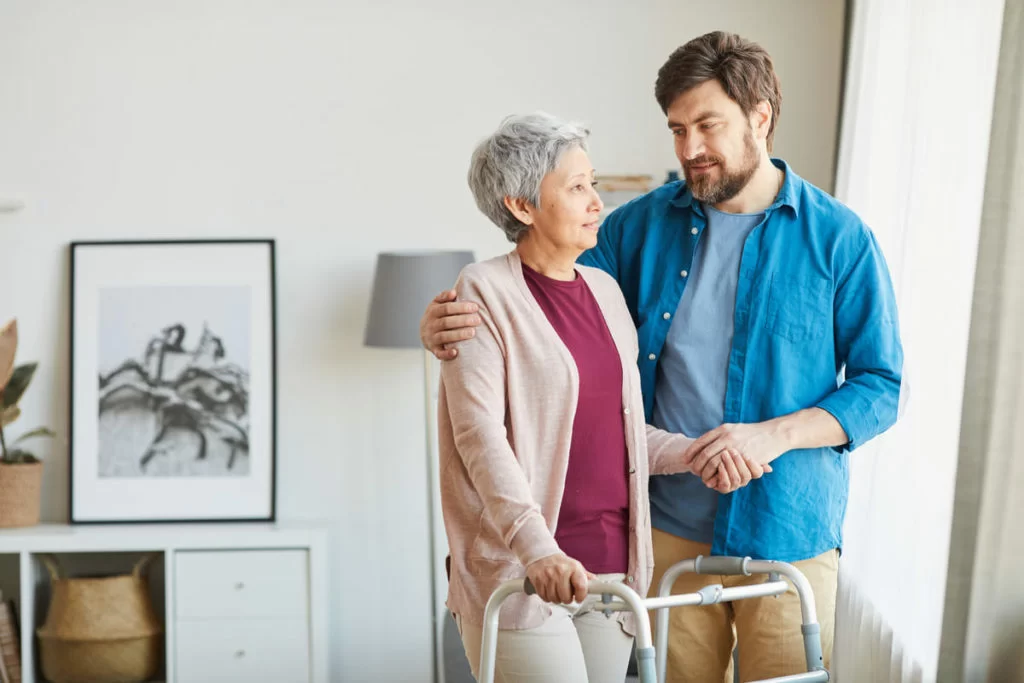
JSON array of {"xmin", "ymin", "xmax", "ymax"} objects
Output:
[{"xmin": 419, "ymin": 289, "xmax": 482, "ymax": 360}]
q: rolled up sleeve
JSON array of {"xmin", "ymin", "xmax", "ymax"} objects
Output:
[{"xmin": 816, "ymin": 225, "xmax": 904, "ymax": 451}]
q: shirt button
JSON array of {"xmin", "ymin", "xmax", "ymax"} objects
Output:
[
  {"xmin": 680, "ymin": 270, "xmax": 688, "ymax": 278},
  {"xmin": 691, "ymin": 227, "xmax": 698, "ymax": 235},
  {"xmin": 663, "ymin": 312, "xmax": 671, "ymax": 320},
  {"xmin": 648, "ymin": 353, "xmax": 656, "ymax": 361}
]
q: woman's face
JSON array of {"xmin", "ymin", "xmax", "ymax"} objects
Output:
[{"xmin": 512, "ymin": 147, "xmax": 604, "ymax": 254}]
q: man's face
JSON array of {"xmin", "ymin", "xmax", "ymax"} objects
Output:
[{"xmin": 666, "ymin": 79, "xmax": 765, "ymax": 205}]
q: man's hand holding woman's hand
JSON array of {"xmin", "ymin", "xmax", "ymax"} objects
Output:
[
  {"xmin": 525, "ymin": 553, "xmax": 595, "ymax": 604},
  {"xmin": 683, "ymin": 423, "xmax": 784, "ymax": 494},
  {"xmin": 704, "ymin": 450, "xmax": 773, "ymax": 493}
]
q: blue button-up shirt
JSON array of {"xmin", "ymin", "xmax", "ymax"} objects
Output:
[{"xmin": 577, "ymin": 159, "xmax": 903, "ymax": 562}]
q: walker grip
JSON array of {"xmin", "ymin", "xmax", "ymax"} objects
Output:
[{"xmin": 693, "ymin": 555, "xmax": 751, "ymax": 576}]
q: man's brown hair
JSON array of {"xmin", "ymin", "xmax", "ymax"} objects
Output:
[{"xmin": 655, "ymin": 31, "xmax": 782, "ymax": 151}]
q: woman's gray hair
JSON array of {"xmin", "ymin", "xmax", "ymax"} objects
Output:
[{"xmin": 467, "ymin": 112, "xmax": 590, "ymax": 243}]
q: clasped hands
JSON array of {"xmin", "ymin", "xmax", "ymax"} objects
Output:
[{"xmin": 683, "ymin": 421, "xmax": 789, "ymax": 494}]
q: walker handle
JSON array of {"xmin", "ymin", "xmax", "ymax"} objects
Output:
[{"xmin": 693, "ymin": 555, "xmax": 751, "ymax": 576}]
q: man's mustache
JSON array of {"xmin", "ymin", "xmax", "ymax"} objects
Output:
[{"xmin": 685, "ymin": 156, "xmax": 724, "ymax": 170}]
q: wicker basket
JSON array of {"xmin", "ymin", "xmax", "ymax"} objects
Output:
[
  {"xmin": 0, "ymin": 461, "xmax": 42, "ymax": 528},
  {"xmin": 36, "ymin": 554, "xmax": 162, "ymax": 683}
]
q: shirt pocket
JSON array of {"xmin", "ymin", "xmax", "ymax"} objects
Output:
[{"xmin": 765, "ymin": 274, "xmax": 832, "ymax": 343}]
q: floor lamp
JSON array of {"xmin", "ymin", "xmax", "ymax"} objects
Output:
[{"xmin": 363, "ymin": 249, "xmax": 475, "ymax": 683}]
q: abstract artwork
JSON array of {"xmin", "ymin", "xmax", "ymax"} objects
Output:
[
  {"xmin": 70, "ymin": 240, "xmax": 276, "ymax": 523},
  {"xmin": 97, "ymin": 286, "xmax": 251, "ymax": 477}
]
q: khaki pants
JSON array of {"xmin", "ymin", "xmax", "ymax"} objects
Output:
[
  {"xmin": 457, "ymin": 574, "xmax": 634, "ymax": 683},
  {"xmin": 649, "ymin": 528, "xmax": 838, "ymax": 683}
]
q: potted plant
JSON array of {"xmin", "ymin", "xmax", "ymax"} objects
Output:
[{"xmin": 0, "ymin": 319, "xmax": 54, "ymax": 528}]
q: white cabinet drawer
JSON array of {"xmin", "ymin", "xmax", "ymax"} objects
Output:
[
  {"xmin": 176, "ymin": 617, "xmax": 310, "ymax": 683},
  {"xmin": 175, "ymin": 549, "xmax": 309, "ymax": 619}
]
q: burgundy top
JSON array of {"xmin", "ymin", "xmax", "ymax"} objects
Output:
[{"xmin": 522, "ymin": 262, "xmax": 630, "ymax": 574}]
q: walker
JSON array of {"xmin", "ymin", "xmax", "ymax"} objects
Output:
[{"xmin": 478, "ymin": 555, "xmax": 830, "ymax": 683}]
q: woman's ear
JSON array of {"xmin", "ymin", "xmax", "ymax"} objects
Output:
[{"xmin": 503, "ymin": 196, "xmax": 535, "ymax": 226}]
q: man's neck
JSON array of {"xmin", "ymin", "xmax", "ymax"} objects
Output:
[{"xmin": 712, "ymin": 156, "xmax": 783, "ymax": 215}]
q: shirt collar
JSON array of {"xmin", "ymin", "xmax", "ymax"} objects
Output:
[{"xmin": 669, "ymin": 157, "xmax": 801, "ymax": 217}]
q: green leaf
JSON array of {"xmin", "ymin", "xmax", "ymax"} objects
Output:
[
  {"xmin": 0, "ymin": 406, "xmax": 19, "ymax": 427},
  {"xmin": 12, "ymin": 427, "xmax": 55, "ymax": 446},
  {"xmin": 1, "ymin": 363, "xmax": 37, "ymax": 409}
]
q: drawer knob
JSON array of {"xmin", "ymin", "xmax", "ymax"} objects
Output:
[
  {"xmin": 235, "ymin": 649, "xmax": 246, "ymax": 659},
  {"xmin": 234, "ymin": 582, "xmax": 245, "ymax": 590}
]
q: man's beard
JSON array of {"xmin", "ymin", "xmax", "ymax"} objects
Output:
[{"xmin": 684, "ymin": 128, "xmax": 760, "ymax": 205}]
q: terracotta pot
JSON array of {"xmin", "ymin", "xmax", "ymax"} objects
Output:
[{"xmin": 0, "ymin": 460, "xmax": 42, "ymax": 527}]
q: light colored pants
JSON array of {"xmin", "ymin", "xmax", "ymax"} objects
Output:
[
  {"xmin": 649, "ymin": 528, "xmax": 838, "ymax": 683},
  {"xmin": 457, "ymin": 573, "xmax": 635, "ymax": 683}
]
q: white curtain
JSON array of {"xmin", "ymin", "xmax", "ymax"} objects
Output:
[
  {"xmin": 937, "ymin": 0, "xmax": 1024, "ymax": 680},
  {"xmin": 831, "ymin": 0, "xmax": 1006, "ymax": 681}
]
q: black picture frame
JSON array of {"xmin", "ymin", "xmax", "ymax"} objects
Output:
[{"xmin": 68, "ymin": 239, "xmax": 277, "ymax": 524}]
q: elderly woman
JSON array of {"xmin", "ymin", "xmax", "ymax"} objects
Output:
[{"xmin": 438, "ymin": 113, "xmax": 767, "ymax": 683}]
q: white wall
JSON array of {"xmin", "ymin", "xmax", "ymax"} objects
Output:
[{"xmin": 0, "ymin": 2, "xmax": 846, "ymax": 680}]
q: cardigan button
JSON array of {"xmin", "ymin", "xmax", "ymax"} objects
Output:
[
  {"xmin": 627, "ymin": 575, "xmax": 634, "ymax": 583},
  {"xmin": 623, "ymin": 407, "xmax": 630, "ymax": 415},
  {"xmin": 628, "ymin": 467, "xmax": 636, "ymax": 474}
]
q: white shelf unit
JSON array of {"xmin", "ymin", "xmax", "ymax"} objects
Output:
[{"xmin": 0, "ymin": 522, "xmax": 329, "ymax": 683}]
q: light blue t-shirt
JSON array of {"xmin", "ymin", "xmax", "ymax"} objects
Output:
[{"xmin": 649, "ymin": 204, "xmax": 764, "ymax": 543}]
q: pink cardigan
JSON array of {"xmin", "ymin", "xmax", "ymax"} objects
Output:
[{"xmin": 437, "ymin": 251, "xmax": 693, "ymax": 633}]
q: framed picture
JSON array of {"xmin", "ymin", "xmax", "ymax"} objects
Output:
[{"xmin": 69, "ymin": 239, "xmax": 277, "ymax": 523}]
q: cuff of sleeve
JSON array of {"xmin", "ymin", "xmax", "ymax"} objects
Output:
[
  {"xmin": 509, "ymin": 515, "xmax": 561, "ymax": 567},
  {"xmin": 815, "ymin": 395, "xmax": 857, "ymax": 453}
]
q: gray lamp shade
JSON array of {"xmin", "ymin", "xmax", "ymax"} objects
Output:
[{"xmin": 364, "ymin": 250, "xmax": 476, "ymax": 349}]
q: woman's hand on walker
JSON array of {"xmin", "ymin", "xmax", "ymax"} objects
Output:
[{"xmin": 526, "ymin": 553, "xmax": 595, "ymax": 604}]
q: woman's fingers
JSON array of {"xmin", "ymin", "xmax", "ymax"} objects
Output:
[
  {"xmin": 526, "ymin": 554, "xmax": 597, "ymax": 604},
  {"xmin": 571, "ymin": 564, "xmax": 590, "ymax": 603}
]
